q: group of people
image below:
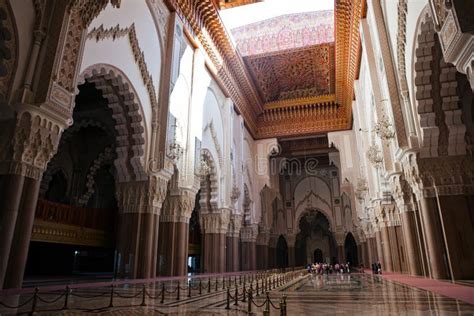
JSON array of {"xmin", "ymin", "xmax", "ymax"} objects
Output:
[
  {"xmin": 371, "ymin": 262, "xmax": 382, "ymax": 274},
  {"xmin": 306, "ymin": 262, "xmax": 351, "ymax": 275}
]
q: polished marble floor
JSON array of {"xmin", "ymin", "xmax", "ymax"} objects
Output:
[{"xmin": 1, "ymin": 273, "xmax": 473, "ymax": 315}]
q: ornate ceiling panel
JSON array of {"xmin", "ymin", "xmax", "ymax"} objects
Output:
[
  {"xmin": 244, "ymin": 43, "xmax": 335, "ymax": 103},
  {"xmin": 232, "ymin": 11, "xmax": 334, "ymax": 56},
  {"xmin": 166, "ymin": 0, "xmax": 364, "ymax": 139},
  {"xmin": 216, "ymin": 0, "xmax": 262, "ymax": 10}
]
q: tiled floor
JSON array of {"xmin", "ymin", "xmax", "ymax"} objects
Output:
[{"xmin": 1, "ymin": 273, "xmax": 473, "ymax": 315}]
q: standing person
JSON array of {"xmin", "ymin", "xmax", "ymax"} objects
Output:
[{"xmin": 377, "ymin": 262, "xmax": 382, "ymax": 274}]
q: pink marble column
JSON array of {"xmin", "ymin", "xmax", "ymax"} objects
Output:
[
  {"xmin": 400, "ymin": 210, "xmax": 422, "ymax": 275},
  {"xmin": 375, "ymin": 230, "xmax": 384, "ymax": 267},
  {"xmin": 4, "ymin": 177, "xmax": 40, "ymax": 289},
  {"xmin": 419, "ymin": 196, "xmax": 449, "ymax": 279},
  {"xmin": 0, "ymin": 174, "xmax": 25, "ymax": 288},
  {"xmin": 256, "ymin": 243, "xmax": 268, "ymax": 269},
  {"xmin": 381, "ymin": 225, "xmax": 393, "ymax": 272}
]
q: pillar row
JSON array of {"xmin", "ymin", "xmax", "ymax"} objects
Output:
[{"xmin": 200, "ymin": 209, "xmax": 230, "ymax": 273}]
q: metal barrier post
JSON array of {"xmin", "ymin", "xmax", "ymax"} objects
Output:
[
  {"xmin": 30, "ymin": 288, "xmax": 39, "ymax": 315},
  {"xmin": 188, "ymin": 283, "xmax": 192, "ymax": 298},
  {"xmin": 215, "ymin": 278, "xmax": 218, "ymax": 291},
  {"xmin": 256, "ymin": 279, "xmax": 259, "ymax": 296},
  {"xmin": 263, "ymin": 291, "xmax": 270, "ymax": 316},
  {"xmin": 225, "ymin": 288, "xmax": 230, "ymax": 310},
  {"xmin": 242, "ymin": 283, "xmax": 246, "ymax": 302},
  {"xmin": 199, "ymin": 279, "xmax": 202, "ymax": 295},
  {"xmin": 108, "ymin": 285, "xmax": 114, "ymax": 308},
  {"xmin": 141, "ymin": 284, "xmax": 147, "ymax": 306},
  {"xmin": 176, "ymin": 283, "xmax": 180, "ymax": 300},
  {"xmin": 222, "ymin": 277, "xmax": 226, "ymax": 290},
  {"xmin": 63, "ymin": 286, "xmax": 70, "ymax": 310},
  {"xmin": 208, "ymin": 278, "xmax": 211, "ymax": 293},
  {"xmin": 234, "ymin": 286, "xmax": 239, "ymax": 306},
  {"xmin": 160, "ymin": 283, "xmax": 165, "ymax": 304},
  {"xmin": 247, "ymin": 289, "xmax": 253, "ymax": 315}
]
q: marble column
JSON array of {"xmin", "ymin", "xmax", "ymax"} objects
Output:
[
  {"xmin": 256, "ymin": 232, "xmax": 269, "ymax": 270},
  {"xmin": 337, "ymin": 244, "xmax": 345, "ymax": 264},
  {"xmin": 240, "ymin": 225, "xmax": 258, "ymax": 271},
  {"xmin": 388, "ymin": 225, "xmax": 401, "ymax": 272},
  {"xmin": 381, "ymin": 225, "xmax": 393, "ymax": 272},
  {"xmin": 400, "ymin": 210, "xmax": 423, "ymax": 275},
  {"xmin": 201, "ymin": 210, "xmax": 230, "ymax": 273},
  {"xmin": 158, "ymin": 192, "xmax": 195, "ymax": 276},
  {"xmin": 375, "ymin": 230, "xmax": 384, "ymax": 267},
  {"xmin": 4, "ymin": 178, "xmax": 41, "ymax": 289},
  {"xmin": 0, "ymin": 174, "xmax": 25, "ymax": 288},
  {"xmin": 418, "ymin": 196, "xmax": 449, "ymax": 279},
  {"xmin": 116, "ymin": 177, "xmax": 168, "ymax": 279},
  {"xmin": 226, "ymin": 215, "xmax": 241, "ymax": 272}
]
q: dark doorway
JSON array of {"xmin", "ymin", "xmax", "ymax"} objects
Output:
[
  {"xmin": 276, "ymin": 235, "xmax": 288, "ymax": 268},
  {"xmin": 314, "ymin": 248, "xmax": 323, "ymax": 263},
  {"xmin": 344, "ymin": 232, "xmax": 358, "ymax": 265}
]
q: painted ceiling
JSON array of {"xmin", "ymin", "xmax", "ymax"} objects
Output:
[
  {"xmin": 244, "ymin": 43, "xmax": 335, "ymax": 103},
  {"xmin": 231, "ymin": 11, "xmax": 334, "ymax": 56}
]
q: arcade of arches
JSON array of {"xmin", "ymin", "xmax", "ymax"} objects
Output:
[{"xmin": 0, "ymin": 0, "xmax": 474, "ymax": 297}]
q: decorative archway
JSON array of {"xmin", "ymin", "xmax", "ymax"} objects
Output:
[
  {"xmin": 79, "ymin": 64, "xmax": 147, "ymax": 182},
  {"xmin": 199, "ymin": 148, "xmax": 219, "ymax": 214},
  {"xmin": 314, "ymin": 248, "xmax": 323, "ymax": 263},
  {"xmin": 344, "ymin": 232, "xmax": 358, "ymax": 265}
]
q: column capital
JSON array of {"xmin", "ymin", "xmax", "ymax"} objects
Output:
[
  {"xmin": 285, "ymin": 234, "xmax": 297, "ymax": 248},
  {"xmin": 0, "ymin": 109, "xmax": 65, "ymax": 180},
  {"xmin": 117, "ymin": 174, "xmax": 169, "ymax": 215},
  {"xmin": 200, "ymin": 208, "xmax": 230, "ymax": 234},
  {"xmin": 161, "ymin": 189, "xmax": 196, "ymax": 223},
  {"xmin": 227, "ymin": 214, "xmax": 242, "ymax": 237},
  {"xmin": 240, "ymin": 224, "xmax": 258, "ymax": 242}
]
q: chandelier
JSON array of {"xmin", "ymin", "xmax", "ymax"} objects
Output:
[
  {"xmin": 366, "ymin": 144, "xmax": 383, "ymax": 167},
  {"xmin": 198, "ymin": 158, "xmax": 211, "ymax": 176},
  {"xmin": 374, "ymin": 114, "xmax": 395, "ymax": 141},
  {"xmin": 168, "ymin": 141, "xmax": 184, "ymax": 161},
  {"xmin": 355, "ymin": 178, "xmax": 368, "ymax": 200}
]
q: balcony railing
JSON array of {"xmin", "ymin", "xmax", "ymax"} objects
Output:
[{"xmin": 35, "ymin": 199, "xmax": 115, "ymax": 231}]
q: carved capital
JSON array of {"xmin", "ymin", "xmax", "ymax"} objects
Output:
[
  {"xmin": 227, "ymin": 214, "xmax": 242, "ymax": 237},
  {"xmin": 116, "ymin": 174, "xmax": 169, "ymax": 215},
  {"xmin": 240, "ymin": 224, "xmax": 258, "ymax": 242},
  {"xmin": 200, "ymin": 208, "xmax": 230, "ymax": 234},
  {"xmin": 0, "ymin": 110, "xmax": 63, "ymax": 179},
  {"xmin": 161, "ymin": 189, "xmax": 196, "ymax": 223}
]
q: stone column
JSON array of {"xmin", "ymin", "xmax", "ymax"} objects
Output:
[
  {"xmin": 359, "ymin": 241, "xmax": 367, "ymax": 267},
  {"xmin": 286, "ymin": 235, "xmax": 296, "ymax": 267},
  {"xmin": 0, "ymin": 111, "xmax": 63, "ymax": 289},
  {"xmin": 116, "ymin": 175, "xmax": 168, "ymax": 279},
  {"xmin": 399, "ymin": 208, "xmax": 423, "ymax": 275},
  {"xmin": 158, "ymin": 191, "xmax": 195, "ymax": 276},
  {"xmin": 4, "ymin": 178, "xmax": 41, "ymax": 288},
  {"xmin": 375, "ymin": 229, "xmax": 384, "ymax": 267},
  {"xmin": 226, "ymin": 214, "xmax": 241, "ymax": 272},
  {"xmin": 381, "ymin": 224, "xmax": 393, "ymax": 272},
  {"xmin": 256, "ymin": 231, "xmax": 269, "ymax": 270},
  {"xmin": 240, "ymin": 225, "xmax": 258, "ymax": 271},
  {"xmin": 200, "ymin": 210, "xmax": 230, "ymax": 273},
  {"xmin": 337, "ymin": 244, "xmax": 345, "ymax": 264},
  {"xmin": 388, "ymin": 225, "xmax": 401, "ymax": 272},
  {"xmin": 418, "ymin": 195, "xmax": 449, "ymax": 279}
]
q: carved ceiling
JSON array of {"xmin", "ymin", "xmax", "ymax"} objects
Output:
[
  {"xmin": 244, "ymin": 43, "xmax": 335, "ymax": 103},
  {"xmin": 216, "ymin": 0, "xmax": 262, "ymax": 9},
  {"xmin": 166, "ymin": 0, "xmax": 364, "ymax": 139}
]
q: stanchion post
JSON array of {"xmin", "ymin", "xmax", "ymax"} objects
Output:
[
  {"xmin": 256, "ymin": 279, "xmax": 259, "ymax": 296},
  {"xmin": 108, "ymin": 285, "xmax": 114, "ymax": 308},
  {"xmin": 225, "ymin": 288, "xmax": 230, "ymax": 310},
  {"xmin": 199, "ymin": 279, "xmax": 202, "ymax": 295},
  {"xmin": 263, "ymin": 291, "xmax": 270, "ymax": 316},
  {"xmin": 176, "ymin": 283, "xmax": 180, "ymax": 300},
  {"xmin": 222, "ymin": 277, "xmax": 226, "ymax": 290},
  {"xmin": 208, "ymin": 278, "xmax": 211, "ymax": 293},
  {"xmin": 247, "ymin": 289, "xmax": 253, "ymax": 315},
  {"xmin": 63, "ymin": 286, "xmax": 70, "ymax": 310},
  {"xmin": 234, "ymin": 286, "xmax": 239, "ymax": 306},
  {"xmin": 242, "ymin": 283, "xmax": 247, "ymax": 302},
  {"xmin": 160, "ymin": 283, "xmax": 165, "ymax": 304},
  {"xmin": 141, "ymin": 284, "xmax": 147, "ymax": 306},
  {"xmin": 31, "ymin": 287, "xmax": 39, "ymax": 315},
  {"xmin": 215, "ymin": 278, "xmax": 218, "ymax": 291},
  {"xmin": 188, "ymin": 283, "xmax": 192, "ymax": 298}
]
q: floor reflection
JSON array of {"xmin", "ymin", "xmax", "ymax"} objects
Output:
[{"xmin": 283, "ymin": 274, "xmax": 474, "ymax": 315}]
